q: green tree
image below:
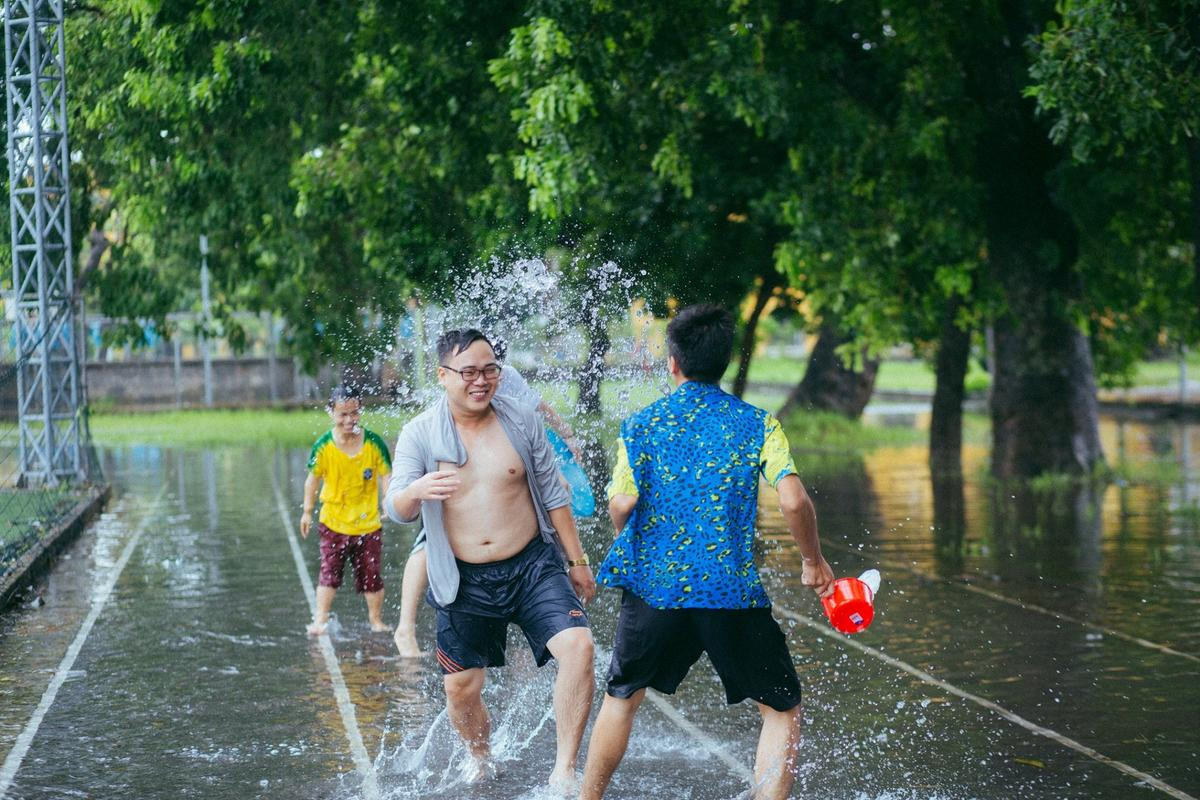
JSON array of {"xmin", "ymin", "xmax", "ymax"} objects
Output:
[
  {"xmin": 1029, "ymin": 0, "xmax": 1200, "ymax": 372},
  {"xmin": 487, "ymin": 2, "xmax": 983, "ymax": 458},
  {"xmin": 488, "ymin": 6, "xmax": 799, "ymax": 399},
  {"xmin": 63, "ymin": 1, "xmax": 374, "ymax": 364}
]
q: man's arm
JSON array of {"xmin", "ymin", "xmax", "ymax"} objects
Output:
[
  {"xmin": 776, "ymin": 474, "xmax": 834, "ymax": 596},
  {"xmin": 525, "ymin": 408, "xmax": 573, "ymax": 511},
  {"xmin": 607, "ymin": 437, "xmax": 638, "ymax": 531},
  {"xmin": 608, "ymin": 493, "xmax": 637, "ymax": 532},
  {"xmin": 537, "ymin": 400, "xmax": 582, "ymax": 460},
  {"xmin": 387, "ymin": 470, "xmax": 460, "ymax": 521},
  {"xmin": 549, "ymin": 504, "xmax": 596, "ymax": 603},
  {"xmin": 384, "ymin": 424, "xmax": 459, "ymax": 523}
]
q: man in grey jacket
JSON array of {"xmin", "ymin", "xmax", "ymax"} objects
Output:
[{"xmin": 385, "ymin": 328, "xmax": 595, "ymax": 792}]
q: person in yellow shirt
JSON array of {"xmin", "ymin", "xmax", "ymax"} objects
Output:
[{"xmin": 300, "ymin": 384, "xmax": 392, "ymax": 635}]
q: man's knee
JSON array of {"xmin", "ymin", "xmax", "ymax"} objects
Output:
[
  {"xmin": 549, "ymin": 626, "xmax": 595, "ymax": 665},
  {"xmin": 758, "ymin": 701, "xmax": 802, "ymax": 722},
  {"xmin": 600, "ymin": 688, "xmax": 646, "ymax": 720},
  {"xmin": 444, "ymin": 668, "xmax": 485, "ymax": 705}
]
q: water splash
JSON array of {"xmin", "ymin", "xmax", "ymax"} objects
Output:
[
  {"xmin": 372, "ymin": 645, "xmax": 564, "ymax": 799},
  {"xmin": 391, "ymin": 256, "xmax": 658, "ymax": 419}
]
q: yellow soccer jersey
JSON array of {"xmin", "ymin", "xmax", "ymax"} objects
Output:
[{"xmin": 308, "ymin": 428, "xmax": 392, "ymax": 535}]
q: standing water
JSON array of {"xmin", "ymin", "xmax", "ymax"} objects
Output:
[{"xmin": 0, "ymin": 260, "xmax": 1196, "ymax": 799}]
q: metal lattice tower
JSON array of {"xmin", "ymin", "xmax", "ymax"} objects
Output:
[{"xmin": 4, "ymin": 0, "xmax": 86, "ymax": 485}]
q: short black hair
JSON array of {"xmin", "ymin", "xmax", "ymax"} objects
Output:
[
  {"xmin": 667, "ymin": 304, "xmax": 734, "ymax": 383},
  {"xmin": 327, "ymin": 382, "xmax": 362, "ymax": 409},
  {"xmin": 436, "ymin": 328, "xmax": 494, "ymax": 364}
]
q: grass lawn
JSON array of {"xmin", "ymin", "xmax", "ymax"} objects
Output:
[
  {"xmin": 725, "ymin": 355, "xmax": 992, "ymax": 394},
  {"xmin": 88, "ymin": 379, "xmax": 939, "ymax": 456},
  {"xmin": 89, "ymin": 407, "xmax": 412, "ymax": 449},
  {"xmin": 727, "ymin": 352, "xmax": 1196, "ymax": 395},
  {"xmin": 1126, "ymin": 350, "xmax": 1200, "ymax": 387}
]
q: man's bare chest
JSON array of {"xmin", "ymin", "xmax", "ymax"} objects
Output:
[{"xmin": 439, "ymin": 424, "xmax": 526, "ymax": 489}]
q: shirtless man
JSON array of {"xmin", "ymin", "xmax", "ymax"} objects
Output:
[{"xmin": 385, "ymin": 329, "xmax": 596, "ymax": 792}]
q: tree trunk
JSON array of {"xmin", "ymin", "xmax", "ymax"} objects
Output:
[
  {"xmin": 983, "ymin": 151, "xmax": 1103, "ymax": 477},
  {"xmin": 1188, "ymin": 134, "xmax": 1200, "ymax": 313},
  {"xmin": 778, "ymin": 320, "xmax": 879, "ymax": 420},
  {"xmin": 930, "ymin": 299, "xmax": 970, "ymax": 477},
  {"xmin": 75, "ymin": 229, "xmax": 111, "ymax": 293},
  {"xmin": 577, "ymin": 312, "xmax": 609, "ymax": 416},
  {"xmin": 732, "ymin": 271, "xmax": 781, "ymax": 398},
  {"xmin": 972, "ymin": 3, "xmax": 1103, "ymax": 480}
]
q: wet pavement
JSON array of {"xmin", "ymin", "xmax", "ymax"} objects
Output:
[{"xmin": 0, "ymin": 415, "xmax": 1197, "ymax": 799}]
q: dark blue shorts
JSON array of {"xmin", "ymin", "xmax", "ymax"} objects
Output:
[
  {"xmin": 606, "ymin": 591, "xmax": 802, "ymax": 712},
  {"xmin": 431, "ymin": 536, "xmax": 589, "ymax": 674}
]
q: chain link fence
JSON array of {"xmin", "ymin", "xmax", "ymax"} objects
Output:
[{"xmin": 0, "ymin": 311, "xmax": 103, "ymax": 584}]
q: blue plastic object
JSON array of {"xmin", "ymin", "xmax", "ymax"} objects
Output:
[{"xmin": 546, "ymin": 428, "xmax": 596, "ymax": 518}]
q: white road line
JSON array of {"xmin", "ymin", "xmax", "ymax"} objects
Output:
[
  {"xmin": 593, "ymin": 644, "xmax": 753, "ymax": 783},
  {"xmin": 643, "ymin": 690, "xmax": 754, "ymax": 782},
  {"xmin": 270, "ymin": 468, "xmax": 382, "ymax": 800},
  {"xmin": 819, "ymin": 538, "xmax": 1200, "ymax": 664},
  {"xmin": 774, "ymin": 604, "xmax": 1198, "ymax": 800},
  {"xmin": 0, "ymin": 487, "xmax": 167, "ymax": 799}
]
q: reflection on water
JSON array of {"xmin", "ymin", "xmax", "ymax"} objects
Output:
[
  {"xmin": 812, "ymin": 416, "xmax": 1200, "ymax": 654},
  {"xmin": 756, "ymin": 412, "xmax": 1200, "ymax": 798},
  {"xmin": 930, "ymin": 472, "xmax": 965, "ymax": 576}
]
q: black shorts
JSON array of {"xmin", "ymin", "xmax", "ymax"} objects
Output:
[
  {"xmin": 432, "ymin": 536, "xmax": 589, "ymax": 674},
  {"xmin": 605, "ymin": 591, "xmax": 802, "ymax": 712}
]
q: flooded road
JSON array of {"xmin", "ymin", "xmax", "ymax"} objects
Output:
[{"xmin": 0, "ymin": 414, "xmax": 1196, "ymax": 799}]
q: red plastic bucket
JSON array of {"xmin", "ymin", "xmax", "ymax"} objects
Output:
[{"xmin": 821, "ymin": 576, "xmax": 875, "ymax": 634}]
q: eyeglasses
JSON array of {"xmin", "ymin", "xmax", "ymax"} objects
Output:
[{"xmin": 441, "ymin": 363, "xmax": 502, "ymax": 382}]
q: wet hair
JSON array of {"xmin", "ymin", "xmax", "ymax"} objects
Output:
[
  {"xmin": 327, "ymin": 383, "xmax": 362, "ymax": 410},
  {"xmin": 667, "ymin": 304, "xmax": 735, "ymax": 384},
  {"xmin": 436, "ymin": 328, "xmax": 494, "ymax": 364}
]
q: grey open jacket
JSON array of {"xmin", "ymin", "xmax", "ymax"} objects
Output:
[{"xmin": 384, "ymin": 393, "xmax": 571, "ymax": 606}]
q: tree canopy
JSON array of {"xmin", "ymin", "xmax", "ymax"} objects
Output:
[{"xmin": 1, "ymin": 0, "xmax": 1195, "ymax": 477}]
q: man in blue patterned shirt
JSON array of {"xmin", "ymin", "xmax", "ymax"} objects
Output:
[{"xmin": 580, "ymin": 304, "xmax": 835, "ymax": 800}]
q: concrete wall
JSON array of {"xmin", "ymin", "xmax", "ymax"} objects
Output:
[{"xmin": 85, "ymin": 357, "xmax": 301, "ymax": 409}]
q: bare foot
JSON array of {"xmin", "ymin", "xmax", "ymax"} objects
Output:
[
  {"xmin": 393, "ymin": 625, "xmax": 426, "ymax": 657},
  {"xmin": 306, "ymin": 620, "xmax": 328, "ymax": 636},
  {"xmin": 370, "ymin": 620, "xmax": 392, "ymax": 634},
  {"xmin": 461, "ymin": 756, "xmax": 497, "ymax": 785},
  {"xmin": 548, "ymin": 769, "xmax": 580, "ymax": 795}
]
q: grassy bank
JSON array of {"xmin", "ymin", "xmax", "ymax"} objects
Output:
[{"xmin": 0, "ymin": 485, "xmax": 90, "ymax": 573}]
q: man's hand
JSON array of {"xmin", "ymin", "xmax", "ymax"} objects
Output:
[
  {"xmin": 409, "ymin": 470, "xmax": 461, "ymax": 501},
  {"xmin": 801, "ymin": 555, "xmax": 835, "ymax": 597},
  {"xmin": 299, "ymin": 513, "xmax": 311, "ymax": 539},
  {"xmin": 569, "ymin": 565, "xmax": 596, "ymax": 604}
]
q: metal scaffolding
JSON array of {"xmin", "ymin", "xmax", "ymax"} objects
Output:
[{"xmin": 4, "ymin": 0, "xmax": 87, "ymax": 484}]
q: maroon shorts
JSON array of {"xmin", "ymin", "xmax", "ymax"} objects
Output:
[{"xmin": 318, "ymin": 524, "xmax": 383, "ymax": 593}]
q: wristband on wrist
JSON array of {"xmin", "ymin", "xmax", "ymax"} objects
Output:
[{"xmin": 566, "ymin": 555, "xmax": 590, "ymax": 568}]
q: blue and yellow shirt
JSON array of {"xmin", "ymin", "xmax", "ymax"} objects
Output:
[
  {"xmin": 308, "ymin": 428, "xmax": 392, "ymax": 536},
  {"xmin": 599, "ymin": 380, "xmax": 797, "ymax": 609}
]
